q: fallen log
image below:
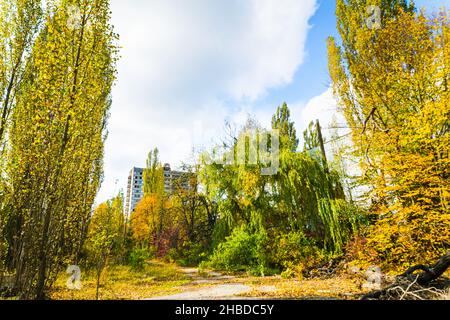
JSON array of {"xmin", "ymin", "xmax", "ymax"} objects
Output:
[
  {"xmin": 401, "ymin": 253, "xmax": 450, "ymax": 285},
  {"xmin": 362, "ymin": 252, "xmax": 450, "ymax": 300}
]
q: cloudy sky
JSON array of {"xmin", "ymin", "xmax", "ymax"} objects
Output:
[{"xmin": 98, "ymin": 0, "xmax": 449, "ymax": 202}]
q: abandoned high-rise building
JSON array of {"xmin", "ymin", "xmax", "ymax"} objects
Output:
[
  {"xmin": 124, "ymin": 163, "xmax": 192, "ymax": 217},
  {"xmin": 124, "ymin": 167, "xmax": 144, "ymax": 218}
]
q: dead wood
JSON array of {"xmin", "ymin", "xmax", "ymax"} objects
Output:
[{"xmin": 361, "ymin": 252, "xmax": 450, "ymax": 300}]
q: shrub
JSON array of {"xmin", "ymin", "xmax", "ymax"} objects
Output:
[
  {"xmin": 363, "ymin": 210, "xmax": 450, "ymax": 271},
  {"xmin": 281, "ymin": 268, "xmax": 296, "ymax": 279},
  {"xmin": 129, "ymin": 248, "xmax": 151, "ymax": 271},
  {"xmin": 270, "ymin": 231, "xmax": 324, "ymax": 272},
  {"xmin": 165, "ymin": 242, "xmax": 209, "ymax": 267},
  {"xmin": 164, "ymin": 248, "xmax": 179, "ymax": 263},
  {"xmin": 202, "ymin": 226, "xmax": 271, "ymax": 274},
  {"xmin": 176, "ymin": 241, "xmax": 209, "ymax": 267}
]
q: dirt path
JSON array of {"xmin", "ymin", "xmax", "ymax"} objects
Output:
[
  {"xmin": 148, "ymin": 267, "xmax": 276, "ymax": 300},
  {"xmin": 145, "ymin": 262, "xmax": 364, "ymax": 300}
]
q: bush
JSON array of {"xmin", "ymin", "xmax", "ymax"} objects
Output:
[
  {"xmin": 164, "ymin": 242, "xmax": 209, "ymax": 267},
  {"xmin": 177, "ymin": 242, "xmax": 209, "ymax": 267},
  {"xmin": 269, "ymin": 231, "xmax": 324, "ymax": 273},
  {"xmin": 129, "ymin": 248, "xmax": 151, "ymax": 271},
  {"xmin": 280, "ymin": 268, "xmax": 296, "ymax": 279},
  {"xmin": 363, "ymin": 211, "xmax": 450, "ymax": 271},
  {"xmin": 202, "ymin": 226, "xmax": 271, "ymax": 275},
  {"xmin": 165, "ymin": 248, "xmax": 179, "ymax": 263}
]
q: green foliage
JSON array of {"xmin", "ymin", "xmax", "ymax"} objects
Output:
[
  {"xmin": 129, "ymin": 248, "xmax": 151, "ymax": 272},
  {"xmin": 170, "ymin": 241, "xmax": 209, "ymax": 267},
  {"xmin": 317, "ymin": 199, "xmax": 363, "ymax": 253},
  {"xmin": 143, "ymin": 148, "xmax": 165, "ymax": 196},
  {"xmin": 202, "ymin": 226, "xmax": 272, "ymax": 275},
  {"xmin": 85, "ymin": 193, "xmax": 125, "ymax": 299},
  {"xmin": 272, "ymin": 102, "xmax": 299, "ymax": 152},
  {"xmin": 210, "ymin": 218, "xmax": 232, "ymax": 250},
  {"xmin": 303, "ymin": 121, "xmax": 321, "ymax": 153},
  {"xmin": 197, "ymin": 107, "xmax": 361, "ymax": 274},
  {"xmin": 0, "ymin": 0, "xmax": 119, "ymax": 299},
  {"xmin": 85, "ymin": 193, "xmax": 126, "ymax": 267},
  {"xmin": 0, "ymin": 0, "xmax": 43, "ymax": 151}
]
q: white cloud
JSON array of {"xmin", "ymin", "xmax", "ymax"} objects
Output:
[
  {"xmin": 226, "ymin": 0, "xmax": 317, "ymax": 100},
  {"xmin": 97, "ymin": 0, "xmax": 317, "ymax": 202},
  {"xmin": 292, "ymin": 87, "xmax": 345, "ymax": 136}
]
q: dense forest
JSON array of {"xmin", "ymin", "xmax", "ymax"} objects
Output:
[{"xmin": 0, "ymin": 0, "xmax": 448, "ymax": 300}]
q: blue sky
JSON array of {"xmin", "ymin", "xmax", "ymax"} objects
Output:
[
  {"xmin": 98, "ymin": 0, "xmax": 450, "ymax": 202},
  {"xmin": 248, "ymin": 0, "xmax": 450, "ymax": 108},
  {"xmin": 261, "ymin": 0, "xmax": 337, "ymax": 105}
]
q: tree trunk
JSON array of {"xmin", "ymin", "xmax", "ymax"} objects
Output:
[
  {"xmin": 400, "ymin": 252, "xmax": 450, "ymax": 285},
  {"xmin": 96, "ymin": 269, "xmax": 101, "ymax": 300}
]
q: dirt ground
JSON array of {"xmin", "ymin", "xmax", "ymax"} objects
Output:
[{"xmin": 148, "ymin": 264, "xmax": 363, "ymax": 300}]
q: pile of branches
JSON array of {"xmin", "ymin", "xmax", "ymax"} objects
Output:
[
  {"xmin": 362, "ymin": 252, "xmax": 450, "ymax": 300},
  {"xmin": 304, "ymin": 256, "xmax": 344, "ymax": 279},
  {"xmin": 367, "ymin": 276, "xmax": 449, "ymax": 300}
]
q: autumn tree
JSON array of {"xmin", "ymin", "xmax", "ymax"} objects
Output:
[
  {"xmin": 0, "ymin": 0, "xmax": 42, "ymax": 151},
  {"xmin": 131, "ymin": 194, "xmax": 162, "ymax": 248},
  {"xmin": 200, "ymin": 110, "xmax": 360, "ymax": 259},
  {"xmin": 2, "ymin": 0, "xmax": 118, "ymax": 299},
  {"xmin": 130, "ymin": 193, "xmax": 175, "ymax": 255},
  {"xmin": 0, "ymin": 0, "xmax": 43, "ymax": 283},
  {"xmin": 107, "ymin": 191, "xmax": 127, "ymax": 264},
  {"xmin": 272, "ymin": 102, "xmax": 299, "ymax": 152},
  {"xmin": 328, "ymin": 1, "xmax": 449, "ymax": 267},
  {"xmin": 143, "ymin": 148, "xmax": 164, "ymax": 195},
  {"xmin": 85, "ymin": 194, "xmax": 125, "ymax": 300}
]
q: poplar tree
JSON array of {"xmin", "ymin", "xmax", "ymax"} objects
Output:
[
  {"xmin": 0, "ymin": 0, "xmax": 43, "ymax": 278},
  {"xmin": 0, "ymin": 0, "xmax": 42, "ymax": 151},
  {"xmin": 143, "ymin": 148, "xmax": 165, "ymax": 196},
  {"xmin": 271, "ymin": 102, "xmax": 299, "ymax": 152},
  {"xmin": 5, "ymin": 0, "xmax": 118, "ymax": 299}
]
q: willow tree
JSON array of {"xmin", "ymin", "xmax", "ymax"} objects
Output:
[
  {"xmin": 328, "ymin": 1, "xmax": 449, "ymax": 267},
  {"xmin": 200, "ymin": 109, "xmax": 359, "ymax": 255},
  {"xmin": 5, "ymin": 0, "xmax": 118, "ymax": 299},
  {"xmin": 272, "ymin": 113, "xmax": 356, "ymax": 253}
]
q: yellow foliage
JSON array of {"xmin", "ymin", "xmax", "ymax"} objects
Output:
[
  {"xmin": 329, "ymin": 7, "xmax": 450, "ymax": 269},
  {"xmin": 130, "ymin": 195, "xmax": 160, "ymax": 245}
]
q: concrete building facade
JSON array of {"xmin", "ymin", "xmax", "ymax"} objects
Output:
[
  {"xmin": 163, "ymin": 163, "xmax": 191, "ymax": 194},
  {"xmin": 125, "ymin": 164, "xmax": 192, "ymax": 217},
  {"xmin": 124, "ymin": 167, "xmax": 144, "ymax": 218}
]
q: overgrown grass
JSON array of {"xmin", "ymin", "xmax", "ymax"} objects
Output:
[{"xmin": 49, "ymin": 260, "xmax": 192, "ymax": 300}]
